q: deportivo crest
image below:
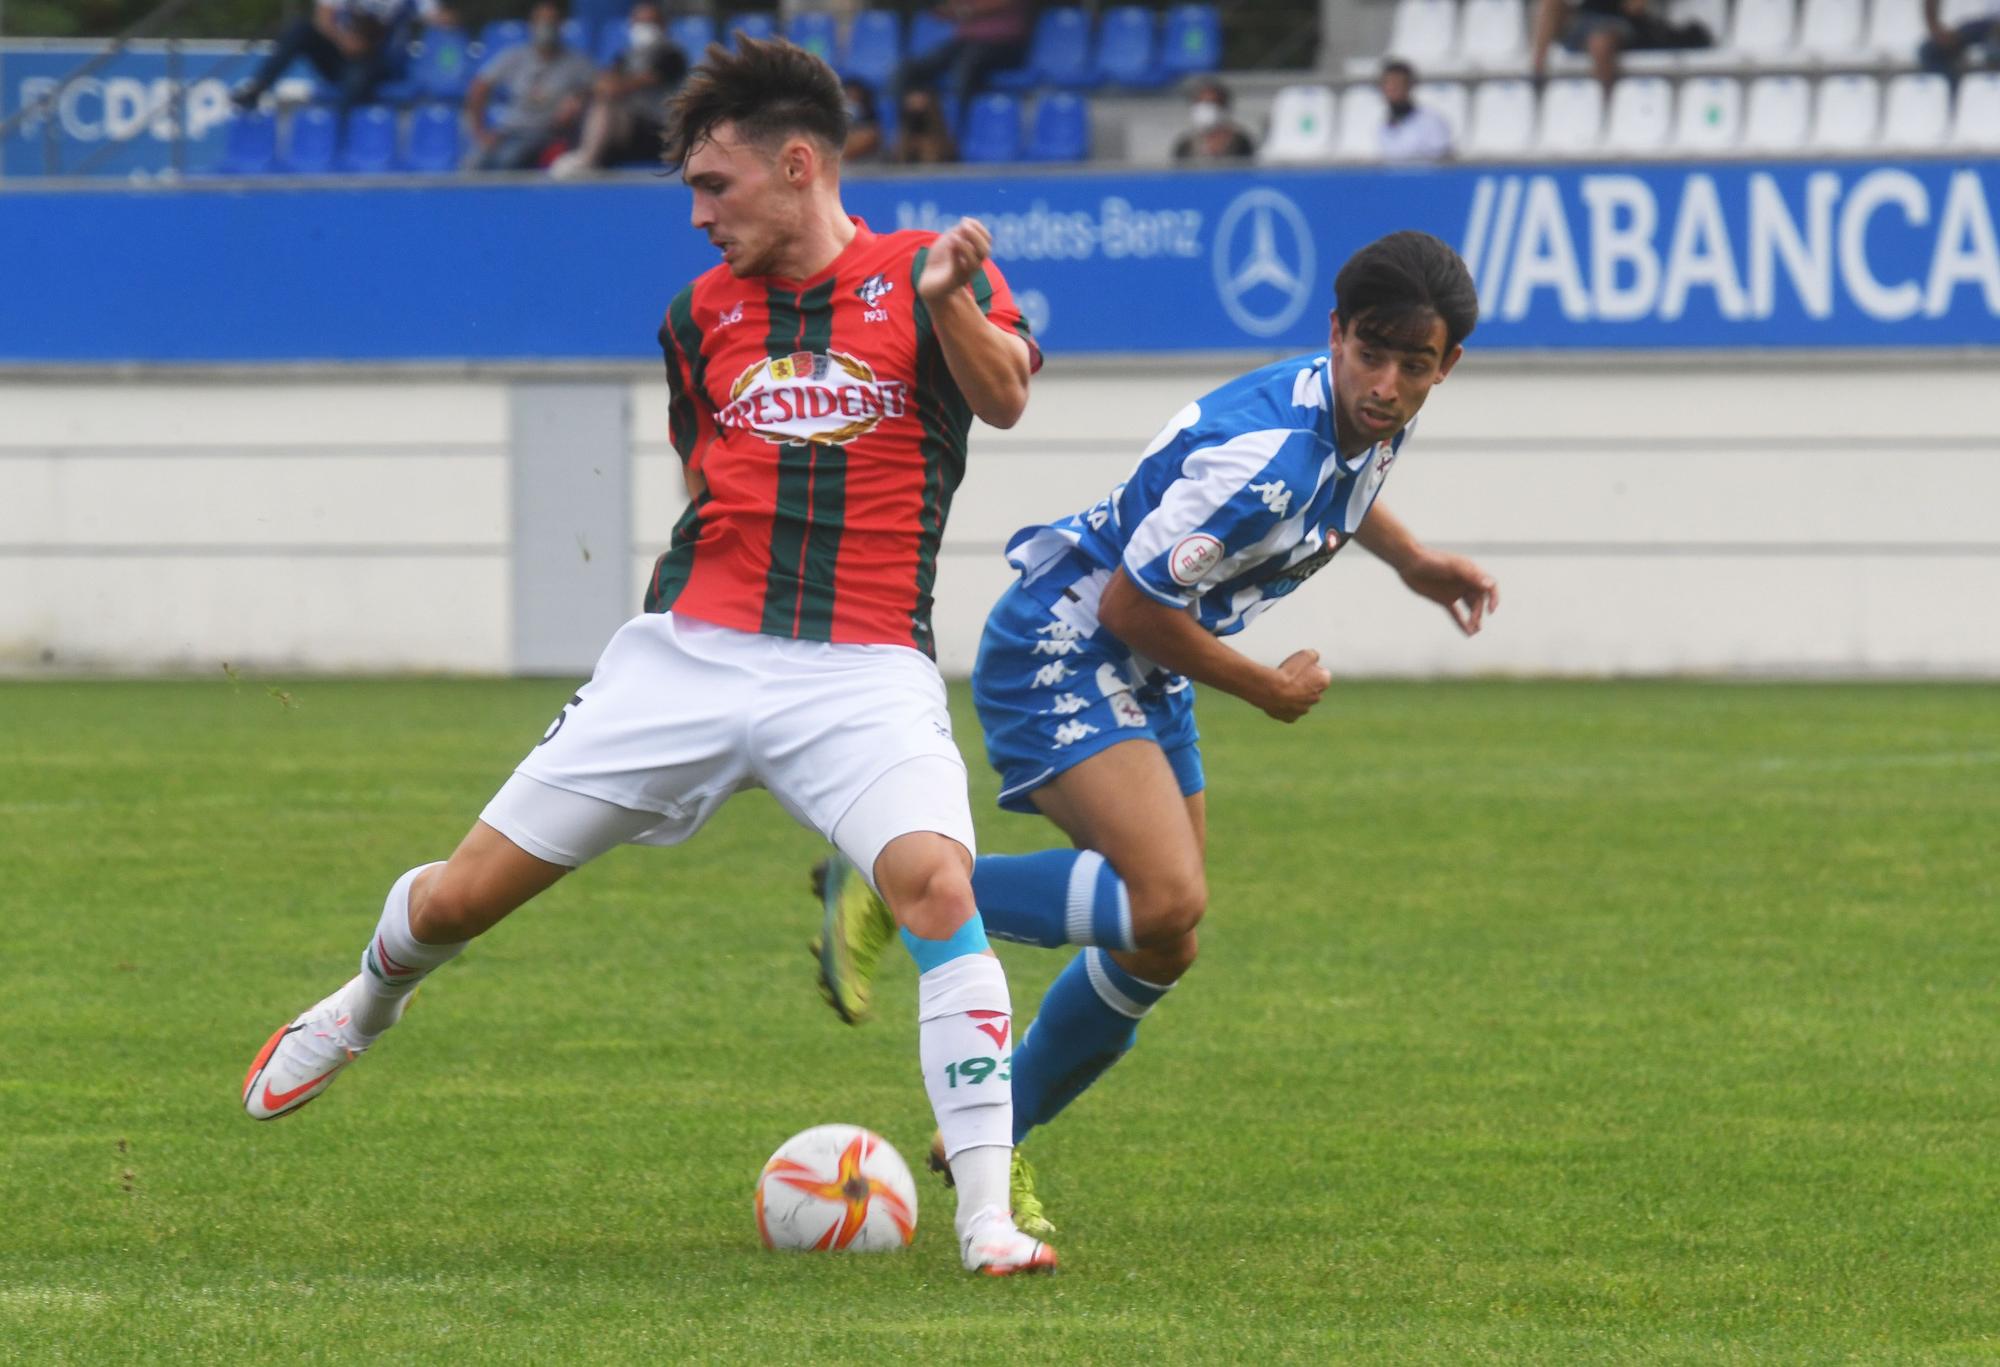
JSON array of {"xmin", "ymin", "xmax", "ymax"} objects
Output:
[
  {"xmin": 856, "ymin": 273, "xmax": 894, "ymax": 307},
  {"xmin": 719, "ymin": 349, "xmax": 910, "ymax": 446}
]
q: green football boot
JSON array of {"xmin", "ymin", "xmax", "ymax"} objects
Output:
[
  {"xmin": 808, "ymin": 852, "xmax": 896, "ymax": 1026},
  {"xmin": 927, "ymin": 1132, "xmax": 1058, "ymax": 1240}
]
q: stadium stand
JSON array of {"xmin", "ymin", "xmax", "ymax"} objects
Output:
[
  {"xmin": 726, "ymin": 13, "xmax": 778, "ymax": 51},
  {"xmin": 197, "ymin": 0, "xmax": 1994, "ymax": 175}
]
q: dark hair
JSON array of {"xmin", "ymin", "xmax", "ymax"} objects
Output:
[
  {"xmin": 663, "ymin": 36, "xmax": 847, "ymax": 165},
  {"xmin": 1380, "ymin": 59, "xmax": 1415, "ymax": 82},
  {"xmin": 1189, "ymin": 77, "xmax": 1231, "ymax": 107},
  {"xmin": 1333, "ymin": 230, "xmax": 1478, "ymax": 353}
]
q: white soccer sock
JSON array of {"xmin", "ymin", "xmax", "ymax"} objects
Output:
[
  {"xmin": 350, "ymin": 862, "xmax": 463, "ymax": 1037},
  {"xmin": 916, "ymin": 952, "xmax": 1016, "ymax": 1233}
]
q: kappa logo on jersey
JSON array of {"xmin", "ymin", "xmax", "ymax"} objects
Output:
[
  {"xmin": 1250, "ymin": 479, "xmax": 1293, "ymax": 517},
  {"xmin": 1031, "ymin": 660, "xmax": 1076, "ymax": 688},
  {"xmin": 1168, "ymin": 532, "xmax": 1225, "ymax": 586},
  {"xmin": 719, "ymin": 349, "xmax": 911, "ymax": 446},
  {"xmin": 855, "ymin": 273, "xmax": 895, "ymax": 322},
  {"xmin": 717, "ymin": 301, "xmax": 744, "ymax": 328},
  {"xmin": 1047, "ymin": 692, "xmax": 1089, "ymax": 716},
  {"xmin": 1052, "ymin": 719, "xmax": 1101, "ymax": 748}
]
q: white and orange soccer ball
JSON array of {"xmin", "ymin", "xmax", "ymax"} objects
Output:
[{"xmin": 755, "ymin": 1124, "xmax": 918, "ymax": 1252}]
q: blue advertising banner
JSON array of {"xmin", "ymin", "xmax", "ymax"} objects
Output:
[
  {"xmin": 2, "ymin": 159, "xmax": 1995, "ymax": 362},
  {"xmin": 2, "ymin": 40, "xmax": 260, "ymax": 179}
]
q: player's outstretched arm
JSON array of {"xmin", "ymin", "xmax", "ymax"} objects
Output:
[
  {"xmin": 1355, "ymin": 499, "xmax": 1500, "ymax": 636},
  {"xmin": 1097, "ymin": 568, "xmax": 1331, "ymax": 723},
  {"xmin": 919, "ymin": 218, "xmax": 1032, "ymax": 429}
]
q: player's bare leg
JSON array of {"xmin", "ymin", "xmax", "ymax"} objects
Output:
[
  {"xmin": 873, "ymin": 829, "xmax": 1056, "ymax": 1275},
  {"xmin": 242, "ymin": 822, "xmax": 569, "ymax": 1119}
]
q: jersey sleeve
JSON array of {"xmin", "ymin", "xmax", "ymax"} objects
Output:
[
  {"xmin": 968, "ymin": 257, "xmax": 1042, "ymax": 374},
  {"xmin": 657, "ymin": 286, "xmax": 719, "ymax": 468},
  {"xmin": 1119, "ymin": 429, "xmax": 1318, "ymax": 608}
]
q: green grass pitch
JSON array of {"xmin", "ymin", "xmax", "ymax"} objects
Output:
[{"xmin": 3, "ymin": 677, "xmax": 1996, "ymax": 1363}]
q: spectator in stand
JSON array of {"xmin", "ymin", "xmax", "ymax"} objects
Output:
[
  {"xmin": 549, "ymin": 1, "xmax": 689, "ymax": 176},
  {"xmin": 890, "ymin": 0, "xmax": 1034, "ymax": 127},
  {"xmin": 1921, "ymin": 0, "xmax": 2000, "ymax": 84},
  {"xmin": 1530, "ymin": 0, "xmax": 1713, "ymax": 91},
  {"xmin": 1377, "ymin": 59, "xmax": 1452, "ymax": 163},
  {"xmin": 843, "ymin": 78, "xmax": 885, "ymax": 162},
  {"xmin": 1170, "ymin": 78, "xmax": 1255, "ymax": 163},
  {"xmin": 893, "ymin": 88, "xmax": 958, "ymax": 163},
  {"xmin": 465, "ymin": 1, "xmax": 599, "ymax": 171},
  {"xmin": 233, "ymin": 0, "xmax": 460, "ymax": 113}
]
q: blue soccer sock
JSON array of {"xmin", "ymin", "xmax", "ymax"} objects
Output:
[
  {"xmin": 972, "ymin": 850, "xmax": 1136, "ymax": 950},
  {"xmin": 1009, "ymin": 947, "xmax": 1173, "ymax": 1143}
]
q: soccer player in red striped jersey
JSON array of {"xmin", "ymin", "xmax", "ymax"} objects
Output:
[{"xmin": 240, "ymin": 37, "xmax": 1056, "ymax": 1276}]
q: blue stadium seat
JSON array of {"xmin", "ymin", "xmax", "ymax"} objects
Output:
[
  {"xmin": 559, "ymin": 16, "xmax": 590, "ymax": 52},
  {"xmin": 1095, "ymin": 6, "xmax": 1165, "ymax": 87},
  {"xmin": 478, "ymin": 19, "xmax": 528, "ymax": 58},
  {"xmin": 217, "ymin": 110, "xmax": 278, "ymax": 175},
  {"xmin": 908, "ymin": 10, "xmax": 956, "ymax": 59},
  {"xmin": 669, "ymin": 14, "xmax": 717, "ymax": 59},
  {"xmin": 726, "ymin": 13, "xmax": 777, "ymax": 50},
  {"xmin": 403, "ymin": 103, "xmax": 462, "ymax": 173},
  {"xmin": 785, "ymin": 11, "xmax": 839, "ymax": 63},
  {"xmin": 1027, "ymin": 90, "xmax": 1089, "ymax": 160},
  {"xmin": 282, "ymin": 106, "xmax": 340, "ymax": 173},
  {"xmin": 337, "ymin": 104, "xmax": 399, "ymax": 173},
  {"xmin": 412, "ymin": 27, "xmax": 475, "ymax": 101},
  {"xmin": 959, "ymin": 92, "xmax": 1022, "ymax": 162},
  {"xmin": 1160, "ymin": 4, "xmax": 1221, "ymax": 77},
  {"xmin": 993, "ymin": 6, "xmax": 1093, "ymax": 90},
  {"xmin": 841, "ymin": 9, "xmax": 901, "ymax": 87}
]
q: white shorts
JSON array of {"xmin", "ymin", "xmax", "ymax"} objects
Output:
[{"xmin": 479, "ymin": 612, "xmax": 976, "ymax": 883}]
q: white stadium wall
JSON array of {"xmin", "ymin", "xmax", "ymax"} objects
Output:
[{"xmin": 2, "ymin": 351, "xmax": 1996, "ymax": 679}]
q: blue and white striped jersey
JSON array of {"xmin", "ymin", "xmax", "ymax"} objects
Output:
[{"xmin": 1005, "ymin": 351, "xmax": 1413, "ymax": 643}]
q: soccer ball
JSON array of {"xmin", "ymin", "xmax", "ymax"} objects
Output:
[{"xmin": 755, "ymin": 1124, "xmax": 918, "ymax": 1252}]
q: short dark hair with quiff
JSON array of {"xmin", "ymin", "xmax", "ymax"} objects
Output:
[
  {"xmin": 1334, "ymin": 230, "xmax": 1479, "ymax": 354},
  {"xmin": 662, "ymin": 36, "xmax": 848, "ymax": 166}
]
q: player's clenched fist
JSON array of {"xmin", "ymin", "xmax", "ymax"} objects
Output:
[
  {"xmin": 918, "ymin": 217, "xmax": 995, "ymax": 303},
  {"xmin": 1259, "ymin": 648, "xmax": 1332, "ymax": 723}
]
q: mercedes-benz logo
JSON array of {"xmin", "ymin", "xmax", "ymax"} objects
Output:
[{"xmin": 1212, "ymin": 188, "xmax": 1316, "ymax": 339}]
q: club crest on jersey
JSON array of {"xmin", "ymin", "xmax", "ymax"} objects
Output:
[
  {"xmin": 717, "ymin": 301, "xmax": 744, "ymax": 328},
  {"xmin": 720, "ymin": 349, "xmax": 910, "ymax": 446},
  {"xmin": 856, "ymin": 273, "xmax": 894, "ymax": 323},
  {"xmin": 1168, "ymin": 533, "xmax": 1224, "ymax": 586}
]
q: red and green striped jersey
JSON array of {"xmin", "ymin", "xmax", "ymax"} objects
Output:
[{"xmin": 646, "ymin": 218, "xmax": 1039, "ymax": 656}]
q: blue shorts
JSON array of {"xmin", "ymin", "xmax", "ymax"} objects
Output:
[{"xmin": 971, "ymin": 580, "xmax": 1204, "ymax": 814}]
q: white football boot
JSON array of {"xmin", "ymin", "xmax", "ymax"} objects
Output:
[
  {"xmin": 242, "ymin": 975, "xmax": 401, "ymax": 1120},
  {"xmin": 959, "ymin": 1205, "xmax": 1059, "ymax": 1276}
]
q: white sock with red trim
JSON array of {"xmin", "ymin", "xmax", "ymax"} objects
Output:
[
  {"xmin": 916, "ymin": 952, "xmax": 1016, "ymax": 1233},
  {"xmin": 349, "ymin": 862, "xmax": 462, "ymax": 1038}
]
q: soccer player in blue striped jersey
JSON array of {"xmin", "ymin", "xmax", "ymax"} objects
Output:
[{"xmin": 811, "ymin": 230, "xmax": 1499, "ymax": 1234}]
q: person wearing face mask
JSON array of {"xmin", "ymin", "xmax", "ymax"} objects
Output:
[
  {"xmin": 550, "ymin": 1, "xmax": 692, "ymax": 177},
  {"xmin": 1170, "ymin": 79, "xmax": 1254, "ymax": 164},
  {"xmin": 465, "ymin": 0, "xmax": 600, "ymax": 171},
  {"xmin": 1375, "ymin": 60, "xmax": 1452, "ymax": 164},
  {"xmin": 893, "ymin": 89, "xmax": 959, "ymax": 164}
]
